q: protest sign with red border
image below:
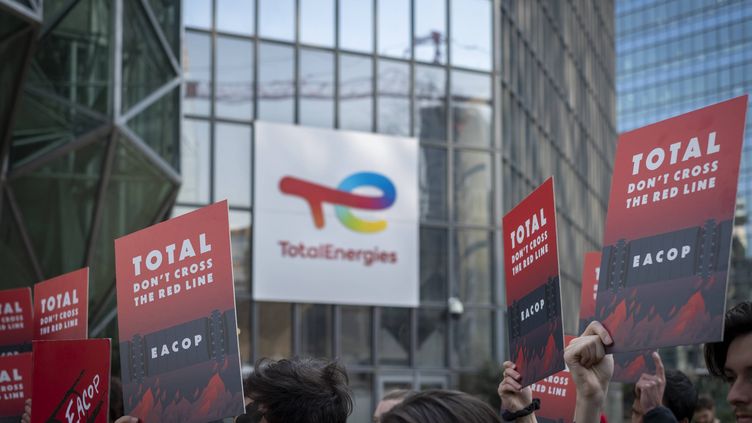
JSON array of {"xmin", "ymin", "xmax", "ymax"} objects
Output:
[
  {"xmin": 0, "ymin": 352, "xmax": 32, "ymax": 420},
  {"xmin": 30, "ymin": 339, "xmax": 110, "ymax": 423},
  {"xmin": 503, "ymin": 177, "xmax": 565, "ymax": 386},
  {"xmin": 0, "ymin": 288, "xmax": 32, "ymax": 354},
  {"xmin": 578, "ymin": 252, "xmax": 601, "ymax": 334},
  {"xmin": 33, "ymin": 268, "xmax": 88, "ymax": 341},
  {"xmin": 532, "ymin": 335, "xmax": 576, "ymax": 423},
  {"xmin": 115, "ymin": 201, "xmax": 244, "ymax": 422},
  {"xmin": 596, "ymin": 96, "xmax": 747, "ymax": 352}
]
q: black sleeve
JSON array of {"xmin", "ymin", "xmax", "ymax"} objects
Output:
[{"xmin": 643, "ymin": 406, "xmax": 678, "ymax": 423}]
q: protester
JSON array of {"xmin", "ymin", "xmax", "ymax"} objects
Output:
[
  {"xmin": 245, "ymin": 356, "xmax": 352, "ymax": 423},
  {"xmin": 498, "ymin": 361, "xmax": 538, "ymax": 422},
  {"xmin": 373, "ymin": 389, "xmax": 415, "ymax": 423},
  {"xmin": 703, "ymin": 301, "xmax": 752, "ymax": 422},
  {"xmin": 629, "ymin": 358, "xmax": 698, "ymax": 423},
  {"xmin": 380, "ymin": 389, "xmax": 501, "ymax": 423},
  {"xmin": 563, "ymin": 321, "xmax": 614, "ymax": 423},
  {"xmin": 693, "ymin": 395, "xmax": 720, "ymax": 423}
]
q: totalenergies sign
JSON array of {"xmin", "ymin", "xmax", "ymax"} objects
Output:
[
  {"xmin": 279, "ymin": 172, "xmax": 396, "ymax": 233},
  {"xmin": 254, "ymin": 122, "xmax": 419, "ymax": 307}
]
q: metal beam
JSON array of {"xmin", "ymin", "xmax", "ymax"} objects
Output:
[
  {"xmin": 138, "ymin": 0, "xmax": 181, "ymax": 76},
  {"xmin": 116, "ymin": 124, "xmax": 181, "ymax": 185},
  {"xmin": 0, "ymin": 0, "xmax": 42, "ymax": 24},
  {"xmin": 4, "ymin": 186, "xmax": 44, "ymax": 281},
  {"xmin": 118, "ymin": 76, "xmax": 180, "ymax": 124}
]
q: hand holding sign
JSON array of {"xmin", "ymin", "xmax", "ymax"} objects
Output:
[
  {"xmin": 564, "ymin": 321, "xmax": 613, "ymax": 423},
  {"xmin": 498, "ymin": 361, "xmax": 533, "ymax": 412}
]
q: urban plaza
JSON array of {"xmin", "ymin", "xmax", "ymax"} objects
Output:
[{"xmin": 0, "ymin": 0, "xmax": 750, "ymax": 422}]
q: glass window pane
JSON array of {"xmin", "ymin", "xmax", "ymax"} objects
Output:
[
  {"xmin": 258, "ymin": 43, "xmax": 294, "ymax": 122},
  {"xmin": 453, "ymin": 229, "xmax": 493, "ymax": 304},
  {"xmin": 341, "ymin": 306, "xmax": 372, "ymax": 365},
  {"xmin": 183, "ymin": 0, "xmax": 211, "ymax": 28},
  {"xmin": 259, "ymin": 0, "xmax": 294, "ymax": 41},
  {"xmin": 454, "ymin": 151, "xmax": 492, "ymax": 224},
  {"xmin": 178, "ymin": 119, "xmax": 210, "ymax": 203},
  {"xmin": 230, "ymin": 211, "xmax": 251, "ymax": 295},
  {"xmin": 217, "ymin": 0, "xmax": 254, "ymax": 35},
  {"xmin": 339, "ymin": 54, "xmax": 373, "ymax": 131},
  {"xmin": 415, "ymin": 0, "xmax": 446, "ymax": 64},
  {"xmin": 378, "ymin": 59, "xmax": 410, "ymax": 135},
  {"xmin": 415, "ymin": 65, "xmax": 446, "ymax": 142},
  {"xmin": 451, "ymin": 309, "xmax": 493, "ymax": 367},
  {"xmin": 236, "ymin": 299, "xmax": 252, "ymax": 365},
  {"xmin": 379, "ymin": 307, "xmax": 410, "ymax": 366},
  {"xmin": 340, "ymin": 0, "xmax": 373, "ymax": 52},
  {"xmin": 452, "ymin": 70, "xmax": 492, "ymax": 146},
  {"xmin": 350, "ymin": 374, "xmax": 373, "ymax": 423},
  {"xmin": 420, "ymin": 147, "xmax": 447, "ymax": 221},
  {"xmin": 421, "ymin": 227, "xmax": 448, "ymax": 302},
  {"xmin": 450, "ymin": 0, "xmax": 491, "ymax": 70},
  {"xmin": 300, "ymin": 0, "xmax": 334, "ymax": 46},
  {"xmin": 216, "ymin": 36, "xmax": 254, "ymax": 120},
  {"xmin": 183, "ymin": 31, "xmax": 211, "ymax": 116},
  {"xmin": 300, "ymin": 49, "xmax": 334, "ymax": 128},
  {"xmin": 259, "ymin": 302, "xmax": 291, "ymax": 359},
  {"xmin": 300, "ymin": 304, "xmax": 333, "ymax": 357},
  {"xmin": 417, "ymin": 308, "xmax": 446, "ymax": 367},
  {"xmin": 378, "ymin": 0, "xmax": 410, "ymax": 58},
  {"xmin": 214, "ymin": 123, "xmax": 252, "ymax": 207}
]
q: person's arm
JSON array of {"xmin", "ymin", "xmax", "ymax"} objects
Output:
[
  {"xmin": 21, "ymin": 398, "xmax": 30, "ymax": 423},
  {"xmin": 498, "ymin": 361, "xmax": 538, "ymax": 423},
  {"xmin": 565, "ymin": 321, "xmax": 614, "ymax": 423},
  {"xmin": 637, "ymin": 352, "xmax": 676, "ymax": 423}
]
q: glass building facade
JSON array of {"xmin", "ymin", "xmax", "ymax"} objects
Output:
[
  {"xmin": 180, "ymin": 0, "xmax": 616, "ymax": 420},
  {"xmin": 617, "ymin": 0, "xmax": 752, "ymax": 419}
]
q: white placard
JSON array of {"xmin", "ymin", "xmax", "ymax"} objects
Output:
[{"xmin": 253, "ymin": 122, "xmax": 419, "ymax": 307}]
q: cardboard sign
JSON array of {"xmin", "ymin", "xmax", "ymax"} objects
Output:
[
  {"xmin": 33, "ymin": 268, "xmax": 88, "ymax": 341},
  {"xmin": 115, "ymin": 201, "xmax": 244, "ymax": 422},
  {"xmin": 532, "ymin": 336, "xmax": 576, "ymax": 423},
  {"xmin": 612, "ymin": 350, "xmax": 656, "ymax": 383},
  {"xmin": 503, "ymin": 177, "xmax": 565, "ymax": 386},
  {"xmin": 578, "ymin": 252, "xmax": 601, "ymax": 333},
  {"xmin": 0, "ymin": 288, "xmax": 32, "ymax": 354},
  {"xmin": 254, "ymin": 121, "xmax": 419, "ymax": 307},
  {"xmin": 30, "ymin": 339, "xmax": 110, "ymax": 423},
  {"xmin": 0, "ymin": 352, "xmax": 32, "ymax": 420},
  {"xmin": 596, "ymin": 95, "xmax": 747, "ymax": 352}
]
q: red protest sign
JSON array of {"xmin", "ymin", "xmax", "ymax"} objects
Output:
[
  {"xmin": 532, "ymin": 335, "xmax": 576, "ymax": 423},
  {"xmin": 578, "ymin": 252, "xmax": 601, "ymax": 334},
  {"xmin": 0, "ymin": 352, "xmax": 32, "ymax": 419},
  {"xmin": 0, "ymin": 288, "xmax": 33, "ymax": 354},
  {"xmin": 33, "ymin": 268, "xmax": 88, "ymax": 341},
  {"xmin": 115, "ymin": 201, "xmax": 244, "ymax": 422},
  {"xmin": 596, "ymin": 95, "xmax": 747, "ymax": 352},
  {"xmin": 503, "ymin": 177, "xmax": 565, "ymax": 387},
  {"xmin": 30, "ymin": 339, "xmax": 110, "ymax": 423}
]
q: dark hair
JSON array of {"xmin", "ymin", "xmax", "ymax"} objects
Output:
[
  {"xmin": 694, "ymin": 394, "xmax": 715, "ymax": 412},
  {"xmin": 704, "ymin": 301, "xmax": 752, "ymax": 377},
  {"xmin": 246, "ymin": 357, "xmax": 352, "ymax": 423},
  {"xmin": 380, "ymin": 390, "xmax": 501, "ymax": 423},
  {"xmin": 663, "ymin": 369, "xmax": 698, "ymax": 422},
  {"xmin": 382, "ymin": 389, "xmax": 415, "ymax": 402}
]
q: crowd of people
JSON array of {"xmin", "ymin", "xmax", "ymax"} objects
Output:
[{"xmin": 19, "ymin": 301, "xmax": 751, "ymax": 423}]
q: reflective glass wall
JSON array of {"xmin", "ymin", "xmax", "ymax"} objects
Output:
[{"xmin": 179, "ymin": 0, "xmax": 615, "ymax": 420}]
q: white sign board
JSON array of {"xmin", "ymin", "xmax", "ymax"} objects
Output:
[{"xmin": 253, "ymin": 122, "xmax": 419, "ymax": 307}]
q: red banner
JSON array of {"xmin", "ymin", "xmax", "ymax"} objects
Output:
[
  {"xmin": 503, "ymin": 177, "xmax": 565, "ymax": 386},
  {"xmin": 532, "ymin": 335, "xmax": 576, "ymax": 423},
  {"xmin": 33, "ymin": 268, "xmax": 88, "ymax": 341},
  {"xmin": 30, "ymin": 339, "xmax": 110, "ymax": 423},
  {"xmin": 578, "ymin": 252, "xmax": 601, "ymax": 333},
  {"xmin": 115, "ymin": 201, "xmax": 244, "ymax": 422},
  {"xmin": 0, "ymin": 288, "xmax": 32, "ymax": 354},
  {"xmin": 596, "ymin": 96, "xmax": 747, "ymax": 352},
  {"xmin": 0, "ymin": 352, "xmax": 32, "ymax": 419}
]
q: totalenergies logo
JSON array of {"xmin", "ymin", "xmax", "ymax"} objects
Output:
[{"xmin": 279, "ymin": 172, "xmax": 397, "ymax": 233}]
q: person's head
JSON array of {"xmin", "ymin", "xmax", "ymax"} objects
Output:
[
  {"xmin": 246, "ymin": 357, "xmax": 352, "ymax": 423},
  {"xmin": 704, "ymin": 301, "xmax": 752, "ymax": 421},
  {"xmin": 380, "ymin": 389, "xmax": 500, "ymax": 423},
  {"xmin": 631, "ymin": 369, "xmax": 697, "ymax": 423},
  {"xmin": 693, "ymin": 395, "xmax": 717, "ymax": 423},
  {"xmin": 373, "ymin": 390, "xmax": 414, "ymax": 423}
]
